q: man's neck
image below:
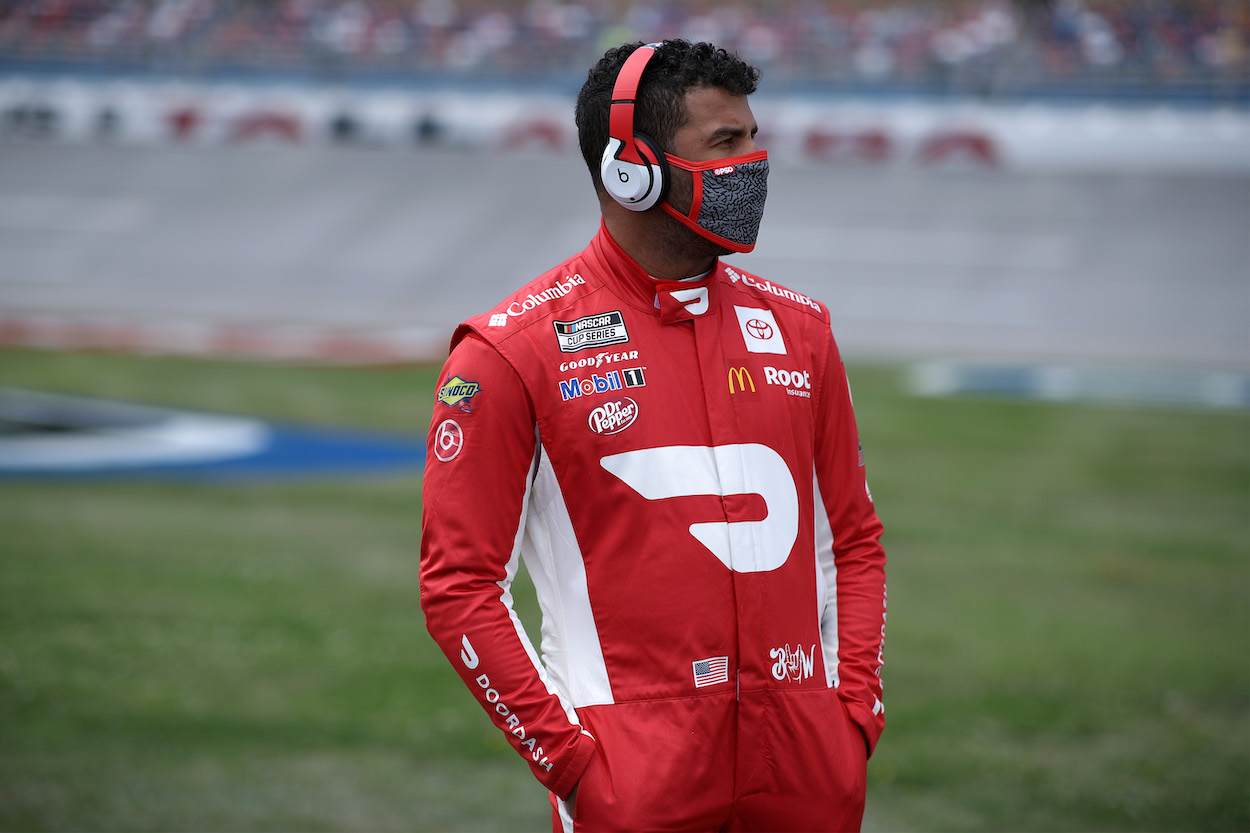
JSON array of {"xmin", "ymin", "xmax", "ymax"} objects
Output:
[
  {"xmin": 602, "ymin": 212, "xmax": 717, "ymax": 281},
  {"xmin": 666, "ymin": 268, "xmax": 713, "ymax": 283}
]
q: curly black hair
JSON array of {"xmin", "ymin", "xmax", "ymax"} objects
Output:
[{"xmin": 575, "ymin": 39, "xmax": 761, "ymax": 192}]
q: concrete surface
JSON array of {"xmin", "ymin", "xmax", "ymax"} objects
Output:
[{"xmin": 0, "ymin": 143, "xmax": 1246, "ymax": 368}]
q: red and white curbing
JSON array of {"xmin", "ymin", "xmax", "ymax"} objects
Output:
[{"xmin": 0, "ymin": 315, "xmax": 450, "ymax": 365}]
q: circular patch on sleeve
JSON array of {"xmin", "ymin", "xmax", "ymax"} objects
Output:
[{"xmin": 433, "ymin": 419, "xmax": 464, "ymax": 462}]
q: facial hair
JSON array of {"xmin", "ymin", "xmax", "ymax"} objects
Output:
[{"xmin": 657, "ymin": 166, "xmax": 734, "ymax": 262}]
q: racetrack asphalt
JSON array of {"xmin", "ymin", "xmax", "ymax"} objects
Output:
[{"xmin": 0, "ymin": 143, "xmax": 1246, "ymax": 369}]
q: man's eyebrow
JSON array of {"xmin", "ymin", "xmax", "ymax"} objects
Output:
[{"xmin": 707, "ymin": 124, "xmax": 758, "ymax": 143}]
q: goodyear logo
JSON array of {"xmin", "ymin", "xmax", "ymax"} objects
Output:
[
  {"xmin": 728, "ymin": 366, "xmax": 756, "ymax": 395},
  {"xmin": 437, "ymin": 376, "xmax": 480, "ymax": 412}
]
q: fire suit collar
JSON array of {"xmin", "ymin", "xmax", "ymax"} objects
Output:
[
  {"xmin": 591, "ymin": 221, "xmax": 719, "ymax": 325},
  {"xmin": 653, "ymin": 276, "xmax": 714, "ymax": 324}
]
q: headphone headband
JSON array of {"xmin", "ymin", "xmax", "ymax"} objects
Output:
[{"xmin": 608, "ymin": 43, "xmax": 660, "ymax": 165}]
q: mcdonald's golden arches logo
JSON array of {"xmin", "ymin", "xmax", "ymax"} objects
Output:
[{"xmin": 728, "ymin": 366, "xmax": 756, "ymax": 394}]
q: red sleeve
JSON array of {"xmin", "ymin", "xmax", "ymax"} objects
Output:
[
  {"xmin": 813, "ymin": 329, "xmax": 888, "ymax": 755},
  {"xmin": 419, "ymin": 331, "xmax": 594, "ymax": 797}
]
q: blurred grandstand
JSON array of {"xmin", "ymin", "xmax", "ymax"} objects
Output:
[{"xmin": 1, "ymin": 0, "xmax": 1246, "ymax": 105}]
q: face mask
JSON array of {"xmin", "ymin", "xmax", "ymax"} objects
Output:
[{"xmin": 661, "ymin": 149, "xmax": 769, "ymax": 254}]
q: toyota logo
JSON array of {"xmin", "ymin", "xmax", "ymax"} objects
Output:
[{"xmin": 745, "ymin": 319, "xmax": 773, "ymax": 340}]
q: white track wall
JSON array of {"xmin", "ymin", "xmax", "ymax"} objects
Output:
[{"xmin": 2, "ymin": 77, "xmax": 1247, "ymax": 173}]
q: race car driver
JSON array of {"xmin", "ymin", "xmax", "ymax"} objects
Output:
[{"xmin": 419, "ymin": 39, "xmax": 888, "ymax": 832}]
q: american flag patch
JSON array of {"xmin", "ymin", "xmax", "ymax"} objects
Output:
[{"xmin": 692, "ymin": 656, "xmax": 730, "ymax": 688}]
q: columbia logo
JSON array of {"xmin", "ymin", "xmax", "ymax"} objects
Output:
[{"xmin": 489, "ymin": 313, "xmax": 508, "ymax": 327}]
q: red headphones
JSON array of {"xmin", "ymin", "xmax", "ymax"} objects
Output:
[{"xmin": 600, "ymin": 43, "xmax": 670, "ymax": 212}]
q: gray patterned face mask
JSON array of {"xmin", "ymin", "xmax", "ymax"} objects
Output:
[{"xmin": 662, "ymin": 150, "xmax": 769, "ymax": 253}]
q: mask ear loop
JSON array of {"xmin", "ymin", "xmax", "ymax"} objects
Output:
[
  {"xmin": 684, "ymin": 169, "xmax": 705, "ymax": 226},
  {"xmin": 664, "ymin": 149, "xmax": 769, "ymax": 172}
]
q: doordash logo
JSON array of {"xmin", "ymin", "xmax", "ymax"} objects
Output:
[{"xmin": 600, "ymin": 443, "xmax": 798, "ymax": 573}]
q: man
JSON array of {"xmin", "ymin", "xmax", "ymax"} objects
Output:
[{"xmin": 420, "ymin": 39, "xmax": 887, "ymax": 832}]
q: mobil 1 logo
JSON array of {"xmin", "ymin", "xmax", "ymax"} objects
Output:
[{"xmin": 554, "ymin": 311, "xmax": 629, "ymax": 353}]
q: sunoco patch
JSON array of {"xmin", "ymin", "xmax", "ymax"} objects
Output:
[
  {"xmin": 437, "ymin": 376, "xmax": 480, "ymax": 412},
  {"xmin": 553, "ymin": 311, "xmax": 629, "ymax": 353}
]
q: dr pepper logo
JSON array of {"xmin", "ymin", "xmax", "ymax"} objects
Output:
[{"xmin": 587, "ymin": 397, "xmax": 638, "ymax": 435}]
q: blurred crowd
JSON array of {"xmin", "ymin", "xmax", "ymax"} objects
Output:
[{"xmin": 2, "ymin": 0, "xmax": 1247, "ymax": 100}]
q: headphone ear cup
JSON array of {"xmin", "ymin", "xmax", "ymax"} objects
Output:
[{"xmin": 601, "ymin": 134, "xmax": 669, "ymax": 212}]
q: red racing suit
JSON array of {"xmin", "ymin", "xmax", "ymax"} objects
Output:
[{"xmin": 420, "ymin": 223, "xmax": 887, "ymax": 832}]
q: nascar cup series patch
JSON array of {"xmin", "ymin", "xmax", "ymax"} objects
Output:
[
  {"xmin": 437, "ymin": 376, "xmax": 480, "ymax": 412},
  {"xmin": 553, "ymin": 311, "xmax": 629, "ymax": 353}
]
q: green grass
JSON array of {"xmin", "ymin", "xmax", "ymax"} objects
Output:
[{"xmin": 1, "ymin": 348, "xmax": 1247, "ymax": 831}]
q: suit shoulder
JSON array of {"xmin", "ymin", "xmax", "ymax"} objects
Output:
[
  {"xmin": 456, "ymin": 253, "xmax": 598, "ymax": 350},
  {"xmin": 720, "ymin": 262, "xmax": 830, "ymax": 324}
]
